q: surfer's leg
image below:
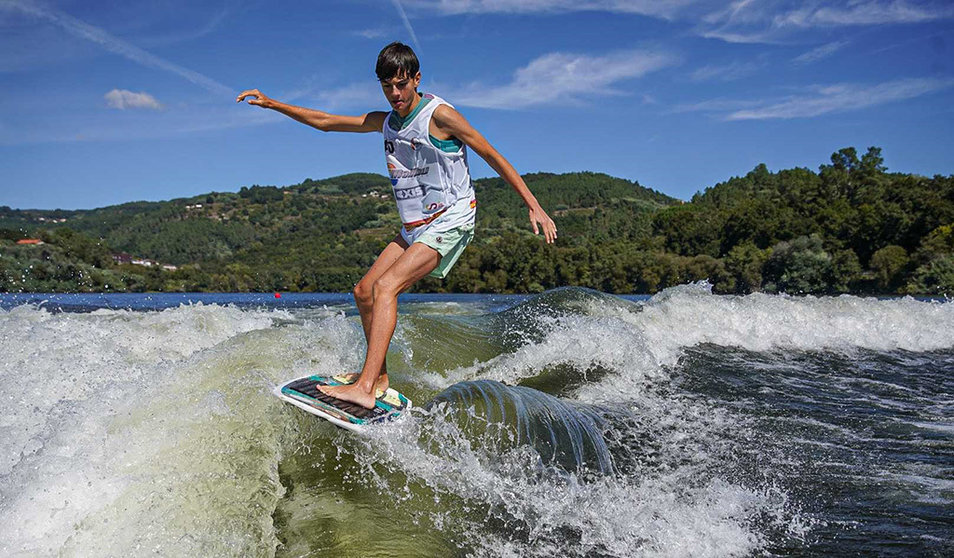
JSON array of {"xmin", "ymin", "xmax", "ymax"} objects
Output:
[
  {"xmin": 319, "ymin": 242, "xmax": 441, "ymax": 408},
  {"xmin": 349, "ymin": 234, "xmax": 409, "ymax": 392}
]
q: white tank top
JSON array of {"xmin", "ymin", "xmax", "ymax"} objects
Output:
[{"xmin": 381, "ymin": 93, "xmax": 476, "ymax": 231}]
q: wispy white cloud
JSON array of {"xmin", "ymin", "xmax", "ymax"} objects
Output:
[
  {"xmin": 105, "ymin": 89, "xmax": 162, "ymax": 110},
  {"xmin": 775, "ymin": 1, "xmax": 951, "ymax": 27},
  {"xmin": 725, "ymin": 77, "xmax": 954, "ymax": 120},
  {"xmin": 671, "ymin": 97, "xmax": 763, "ymax": 114},
  {"xmin": 697, "ymin": 0, "xmax": 802, "ymax": 44},
  {"xmin": 447, "ymin": 49, "xmax": 677, "ymax": 109},
  {"xmin": 134, "ymin": 7, "xmax": 232, "ymax": 48},
  {"xmin": 0, "ymin": 0, "xmax": 233, "ymax": 97},
  {"xmin": 355, "ymin": 28, "xmax": 388, "ymax": 39},
  {"xmin": 390, "ymin": 0, "xmax": 422, "ymax": 53},
  {"xmin": 403, "ymin": 1, "xmax": 953, "ymax": 44},
  {"xmin": 403, "ymin": 0, "xmax": 696, "ymax": 19},
  {"xmin": 699, "ymin": 0, "xmax": 756, "ymax": 24},
  {"xmin": 0, "ymin": 100, "xmax": 282, "ymax": 146},
  {"xmin": 697, "ymin": 29, "xmax": 777, "ymax": 44},
  {"xmin": 690, "ymin": 60, "xmax": 762, "ymax": 82},
  {"xmin": 310, "ymin": 82, "xmax": 384, "ymax": 111},
  {"xmin": 701, "ymin": 1, "xmax": 954, "ymax": 44},
  {"xmin": 265, "ymin": 49, "xmax": 676, "ymax": 113},
  {"xmin": 793, "ymin": 40, "xmax": 849, "ymax": 64}
]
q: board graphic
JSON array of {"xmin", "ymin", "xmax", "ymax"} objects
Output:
[{"xmin": 275, "ymin": 375, "xmax": 411, "ymax": 432}]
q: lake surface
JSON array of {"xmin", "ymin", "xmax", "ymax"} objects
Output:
[{"xmin": 1, "ymin": 286, "xmax": 951, "ymax": 557}]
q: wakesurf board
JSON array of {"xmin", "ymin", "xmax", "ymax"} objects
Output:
[{"xmin": 275, "ymin": 374, "xmax": 411, "ymax": 432}]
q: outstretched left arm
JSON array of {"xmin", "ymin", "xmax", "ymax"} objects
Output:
[{"xmin": 432, "ymin": 105, "xmax": 557, "ymax": 244}]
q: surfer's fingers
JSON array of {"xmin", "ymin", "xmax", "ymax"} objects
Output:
[
  {"xmin": 236, "ymin": 88, "xmax": 263, "ymax": 103},
  {"xmin": 534, "ymin": 212, "xmax": 556, "ymax": 244}
]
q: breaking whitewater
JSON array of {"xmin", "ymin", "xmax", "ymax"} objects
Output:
[{"xmin": 1, "ymin": 285, "xmax": 951, "ymax": 557}]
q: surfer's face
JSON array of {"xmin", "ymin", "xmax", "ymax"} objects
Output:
[{"xmin": 380, "ymin": 72, "xmax": 420, "ymax": 116}]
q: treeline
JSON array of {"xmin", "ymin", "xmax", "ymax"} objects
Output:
[
  {"xmin": 651, "ymin": 147, "xmax": 953, "ymax": 295},
  {"xmin": 1, "ymin": 148, "xmax": 952, "ymax": 295}
]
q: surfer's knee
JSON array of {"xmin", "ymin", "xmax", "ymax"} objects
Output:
[
  {"xmin": 353, "ymin": 280, "xmax": 373, "ymax": 306},
  {"xmin": 371, "ymin": 275, "xmax": 400, "ymax": 300}
]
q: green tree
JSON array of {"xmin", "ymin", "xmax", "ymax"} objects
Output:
[
  {"xmin": 869, "ymin": 245, "xmax": 909, "ymax": 292},
  {"xmin": 763, "ymin": 235, "xmax": 833, "ymax": 294},
  {"xmin": 831, "ymin": 248, "xmax": 862, "ymax": 292},
  {"xmin": 906, "ymin": 256, "xmax": 954, "ymax": 296},
  {"xmin": 724, "ymin": 242, "xmax": 770, "ymax": 294}
]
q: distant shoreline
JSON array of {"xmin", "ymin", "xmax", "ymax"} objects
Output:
[{"xmin": 3, "ymin": 149, "xmax": 953, "ymax": 297}]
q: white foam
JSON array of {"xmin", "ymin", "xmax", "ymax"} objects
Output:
[
  {"xmin": 636, "ymin": 283, "xmax": 954, "ymax": 356},
  {"xmin": 423, "ymin": 284, "xmax": 954, "ymax": 404},
  {"xmin": 397, "ymin": 286, "xmax": 954, "ymax": 554},
  {"xmin": 2, "ymin": 288, "xmax": 948, "ymax": 556},
  {"xmin": 347, "ymin": 406, "xmax": 804, "ymax": 558},
  {"xmin": 0, "ymin": 304, "xmax": 301, "ymax": 557}
]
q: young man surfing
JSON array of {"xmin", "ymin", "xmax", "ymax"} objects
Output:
[{"xmin": 237, "ymin": 42, "xmax": 556, "ymax": 409}]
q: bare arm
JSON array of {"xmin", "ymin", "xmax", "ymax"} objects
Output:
[
  {"xmin": 432, "ymin": 105, "xmax": 557, "ymax": 244},
  {"xmin": 236, "ymin": 89, "xmax": 386, "ymax": 133}
]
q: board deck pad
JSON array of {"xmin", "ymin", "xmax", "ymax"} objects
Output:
[{"xmin": 277, "ymin": 375, "xmax": 410, "ymax": 431}]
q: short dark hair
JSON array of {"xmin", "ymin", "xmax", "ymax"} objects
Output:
[{"xmin": 376, "ymin": 42, "xmax": 419, "ymax": 81}]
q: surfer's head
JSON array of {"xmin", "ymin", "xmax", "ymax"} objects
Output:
[
  {"xmin": 377, "ymin": 42, "xmax": 421, "ymax": 115},
  {"xmin": 376, "ymin": 42, "xmax": 419, "ymax": 82}
]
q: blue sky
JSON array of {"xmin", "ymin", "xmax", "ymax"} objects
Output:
[{"xmin": 1, "ymin": 0, "xmax": 953, "ymax": 209}]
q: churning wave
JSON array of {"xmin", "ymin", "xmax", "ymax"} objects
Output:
[{"xmin": 1, "ymin": 285, "xmax": 951, "ymax": 557}]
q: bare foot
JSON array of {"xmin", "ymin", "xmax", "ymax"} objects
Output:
[
  {"xmin": 337, "ymin": 372, "xmax": 389, "ymax": 394},
  {"xmin": 318, "ymin": 383, "xmax": 377, "ymax": 409}
]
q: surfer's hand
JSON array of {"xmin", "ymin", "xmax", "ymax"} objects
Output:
[
  {"xmin": 529, "ymin": 204, "xmax": 557, "ymax": 244},
  {"xmin": 236, "ymin": 89, "xmax": 272, "ymax": 108}
]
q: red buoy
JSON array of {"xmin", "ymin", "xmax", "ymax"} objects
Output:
[{"xmin": 274, "ymin": 292, "xmax": 281, "ymax": 298}]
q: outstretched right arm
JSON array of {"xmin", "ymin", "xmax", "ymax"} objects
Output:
[{"xmin": 236, "ymin": 89, "xmax": 386, "ymax": 133}]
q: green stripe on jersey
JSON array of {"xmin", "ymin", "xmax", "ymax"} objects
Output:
[
  {"xmin": 429, "ymin": 135, "xmax": 463, "ymax": 152},
  {"xmin": 388, "ymin": 95, "xmax": 431, "ymax": 131}
]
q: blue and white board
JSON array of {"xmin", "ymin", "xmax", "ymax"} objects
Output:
[{"xmin": 275, "ymin": 375, "xmax": 411, "ymax": 433}]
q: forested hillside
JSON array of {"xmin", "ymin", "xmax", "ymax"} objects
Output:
[
  {"xmin": 1, "ymin": 148, "xmax": 952, "ymax": 295},
  {"xmin": 651, "ymin": 147, "xmax": 953, "ymax": 294},
  {"xmin": 0, "ymin": 171, "xmax": 676, "ymax": 293}
]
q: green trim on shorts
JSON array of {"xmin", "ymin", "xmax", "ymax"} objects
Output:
[{"xmin": 416, "ymin": 224, "xmax": 474, "ymax": 279}]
